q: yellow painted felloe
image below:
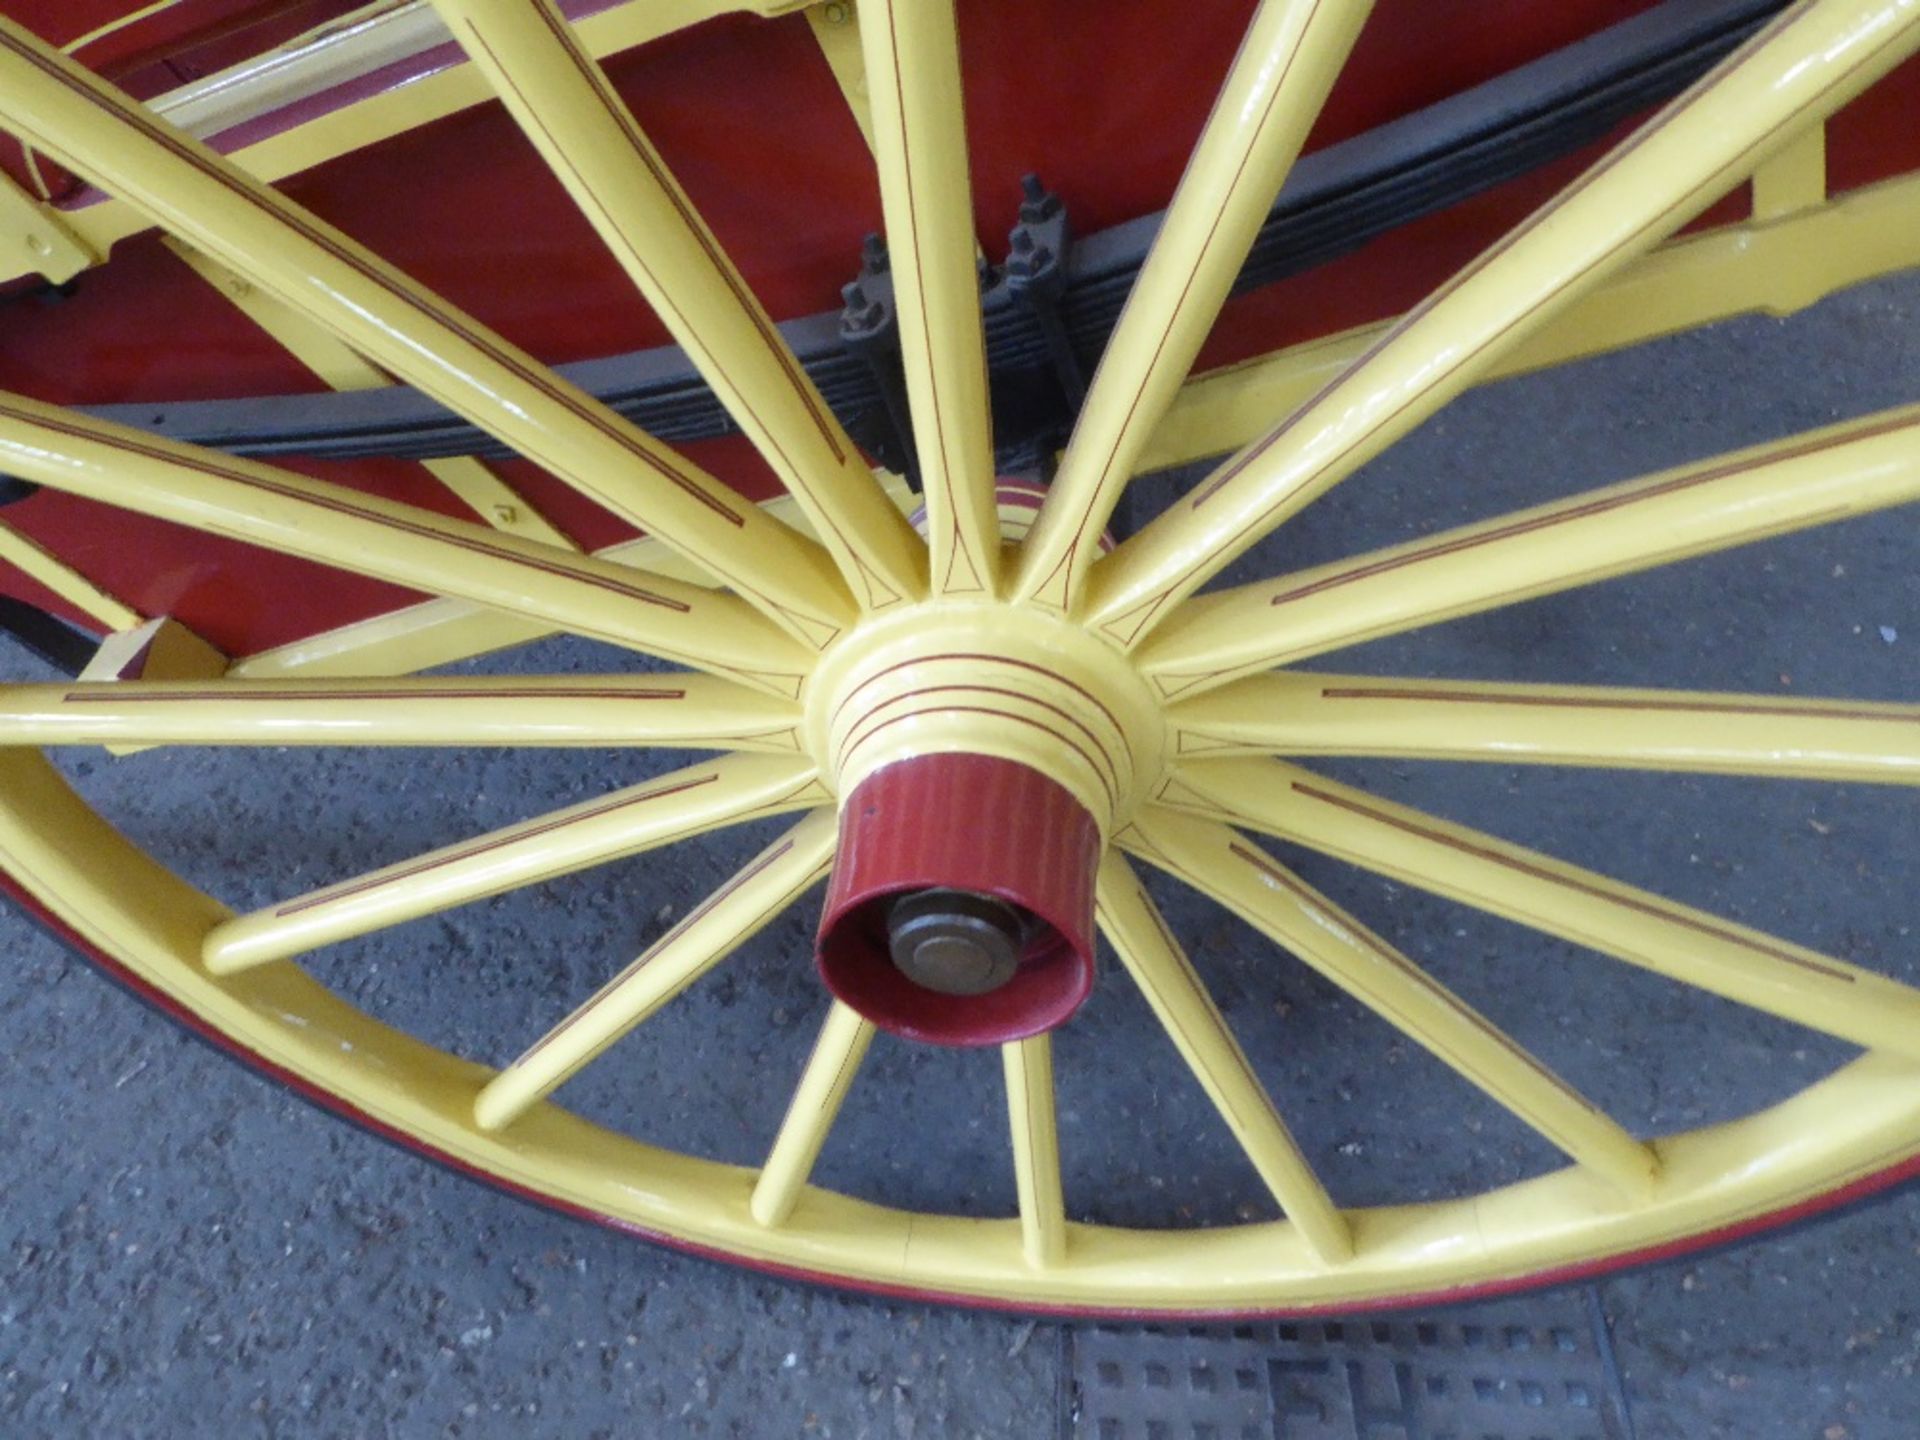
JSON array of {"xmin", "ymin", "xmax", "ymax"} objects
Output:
[
  {"xmin": 1015, "ymin": 0, "xmax": 1376, "ymax": 613},
  {"xmin": 0, "ymin": 0, "xmax": 1913, "ymax": 1315},
  {"xmin": 3, "ymin": 746, "xmax": 1918, "ymax": 1310},
  {"xmin": 1086, "ymin": 0, "xmax": 1920, "ymax": 646}
]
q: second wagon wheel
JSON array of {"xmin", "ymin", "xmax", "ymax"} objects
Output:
[{"xmin": 0, "ymin": 0, "xmax": 1914, "ymax": 1315}]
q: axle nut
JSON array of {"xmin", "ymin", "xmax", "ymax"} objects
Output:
[{"xmin": 887, "ymin": 889, "xmax": 1025, "ymax": 996}]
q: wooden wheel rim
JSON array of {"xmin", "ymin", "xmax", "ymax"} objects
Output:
[{"xmin": 0, "ymin": 0, "xmax": 1915, "ymax": 1313}]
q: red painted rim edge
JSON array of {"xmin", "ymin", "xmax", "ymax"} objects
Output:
[{"xmin": 6, "ymin": 870, "xmax": 1914, "ymax": 1320}]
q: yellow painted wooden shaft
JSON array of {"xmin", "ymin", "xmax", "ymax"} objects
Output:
[
  {"xmin": 1119, "ymin": 817, "xmax": 1658, "ymax": 1195},
  {"xmin": 474, "ymin": 812, "xmax": 837, "ymax": 1131},
  {"xmin": 165, "ymin": 236, "xmax": 579, "ymax": 550},
  {"xmin": 0, "ymin": 518, "xmax": 141, "ymax": 633},
  {"xmin": 1167, "ymin": 672, "xmax": 1920, "ymax": 784},
  {"xmin": 433, "ymin": 0, "xmax": 925, "ymax": 610},
  {"xmin": 0, "ymin": 1, "xmax": 784, "ymax": 288},
  {"xmin": 1140, "ymin": 165, "xmax": 1920, "ymax": 476},
  {"xmin": 1137, "ymin": 402, "xmax": 1920, "ymax": 698},
  {"xmin": 1751, "ymin": 123, "xmax": 1827, "ymax": 219},
  {"xmin": 858, "ymin": 0, "xmax": 1000, "ymax": 597},
  {"xmin": 1002, "ymin": 1034, "xmax": 1068, "ymax": 1269},
  {"xmin": 0, "ymin": 15, "xmax": 854, "ymax": 649},
  {"xmin": 1016, "ymin": 0, "xmax": 1376, "ymax": 611},
  {"xmin": 0, "ymin": 388, "xmax": 808, "ymax": 693},
  {"xmin": 229, "ymin": 478, "xmax": 915, "ymax": 683},
  {"xmin": 1164, "ymin": 761, "xmax": 1920, "ymax": 1060},
  {"xmin": 1089, "ymin": 0, "xmax": 1920, "ymax": 644},
  {"xmin": 805, "ymin": 1, "xmax": 878, "ymax": 148},
  {"xmin": 0, "ymin": 167, "xmax": 96, "ymax": 283},
  {"xmin": 0, "ymin": 675, "xmax": 802, "ymax": 753},
  {"xmin": 750, "ymin": 1001, "xmax": 877, "ymax": 1228},
  {"xmin": 1095, "ymin": 852, "xmax": 1355, "ymax": 1261},
  {"xmin": 203, "ymin": 755, "xmax": 823, "ymax": 973}
]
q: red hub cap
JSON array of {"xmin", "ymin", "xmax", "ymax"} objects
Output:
[{"xmin": 815, "ymin": 753, "xmax": 1100, "ymax": 1046}]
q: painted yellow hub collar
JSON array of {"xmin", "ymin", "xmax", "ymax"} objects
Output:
[{"xmin": 805, "ymin": 599, "xmax": 1167, "ymax": 834}]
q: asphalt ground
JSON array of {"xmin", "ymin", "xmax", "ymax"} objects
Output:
[{"xmin": 1, "ymin": 269, "xmax": 1916, "ymax": 1438}]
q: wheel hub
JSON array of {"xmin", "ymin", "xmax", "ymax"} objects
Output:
[{"xmin": 804, "ymin": 551, "xmax": 1164, "ymax": 1047}]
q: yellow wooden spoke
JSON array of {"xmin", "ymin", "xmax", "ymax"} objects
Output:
[
  {"xmin": 0, "ymin": 0, "xmax": 1913, "ymax": 1320},
  {"xmin": 1168, "ymin": 671, "xmax": 1920, "ymax": 784},
  {"xmin": 1014, "ymin": 0, "xmax": 1376, "ymax": 612},
  {"xmin": 1086, "ymin": 0, "xmax": 1920, "ymax": 646},
  {"xmin": 229, "ymin": 474, "xmax": 915, "ymax": 683},
  {"xmin": 0, "ymin": 15, "xmax": 854, "ymax": 650},
  {"xmin": 0, "ymin": 389, "xmax": 808, "ymax": 694},
  {"xmin": 1136, "ymin": 403, "xmax": 1920, "ymax": 699},
  {"xmin": 1160, "ymin": 760, "xmax": 1920, "ymax": 1059},
  {"xmin": 0, "ymin": 674, "xmax": 801, "ymax": 753},
  {"xmin": 164, "ymin": 236, "xmax": 578, "ymax": 550},
  {"xmin": 1094, "ymin": 852, "xmax": 1355, "ymax": 1257},
  {"xmin": 473, "ymin": 811, "xmax": 837, "ymax": 1131},
  {"xmin": 1115, "ymin": 822, "xmax": 1657, "ymax": 1195},
  {"xmin": 203, "ymin": 753, "xmax": 825, "ymax": 974},
  {"xmin": 1137, "ymin": 162, "xmax": 1920, "ymax": 479},
  {"xmin": 750, "ymin": 1001, "xmax": 876, "ymax": 1228},
  {"xmin": 1002, "ymin": 1034, "xmax": 1068, "ymax": 1268},
  {"xmin": 432, "ymin": 0, "xmax": 924, "ymax": 609},
  {"xmin": 0, "ymin": 517, "xmax": 141, "ymax": 634},
  {"xmin": 859, "ymin": 0, "xmax": 998, "ymax": 597}
]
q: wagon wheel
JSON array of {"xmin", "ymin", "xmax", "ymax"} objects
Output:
[{"xmin": 0, "ymin": 0, "xmax": 1917, "ymax": 1316}]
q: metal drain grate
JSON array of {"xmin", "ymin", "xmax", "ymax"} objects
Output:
[{"xmin": 1062, "ymin": 1288, "xmax": 1631, "ymax": 1440}]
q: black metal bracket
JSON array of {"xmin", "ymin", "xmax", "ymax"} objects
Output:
[
  {"xmin": 837, "ymin": 233, "xmax": 922, "ymax": 491},
  {"xmin": 1003, "ymin": 174, "xmax": 1085, "ymax": 410},
  {"xmin": 0, "ymin": 596, "xmax": 95, "ymax": 674},
  {"xmin": 990, "ymin": 174, "xmax": 1087, "ymax": 481}
]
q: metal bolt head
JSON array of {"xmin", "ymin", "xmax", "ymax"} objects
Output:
[{"xmin": 887, "ymin": 889, "xmax": 1024, "ymax": 996}]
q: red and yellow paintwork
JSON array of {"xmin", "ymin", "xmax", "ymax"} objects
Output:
[
  {"xmin": 1, "ymin": 0, "xmax": 1917, "ymax": 658},
  {"xmin": 0, "ymin": 0, "xmax": 1916, "ymax": 1316}
]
